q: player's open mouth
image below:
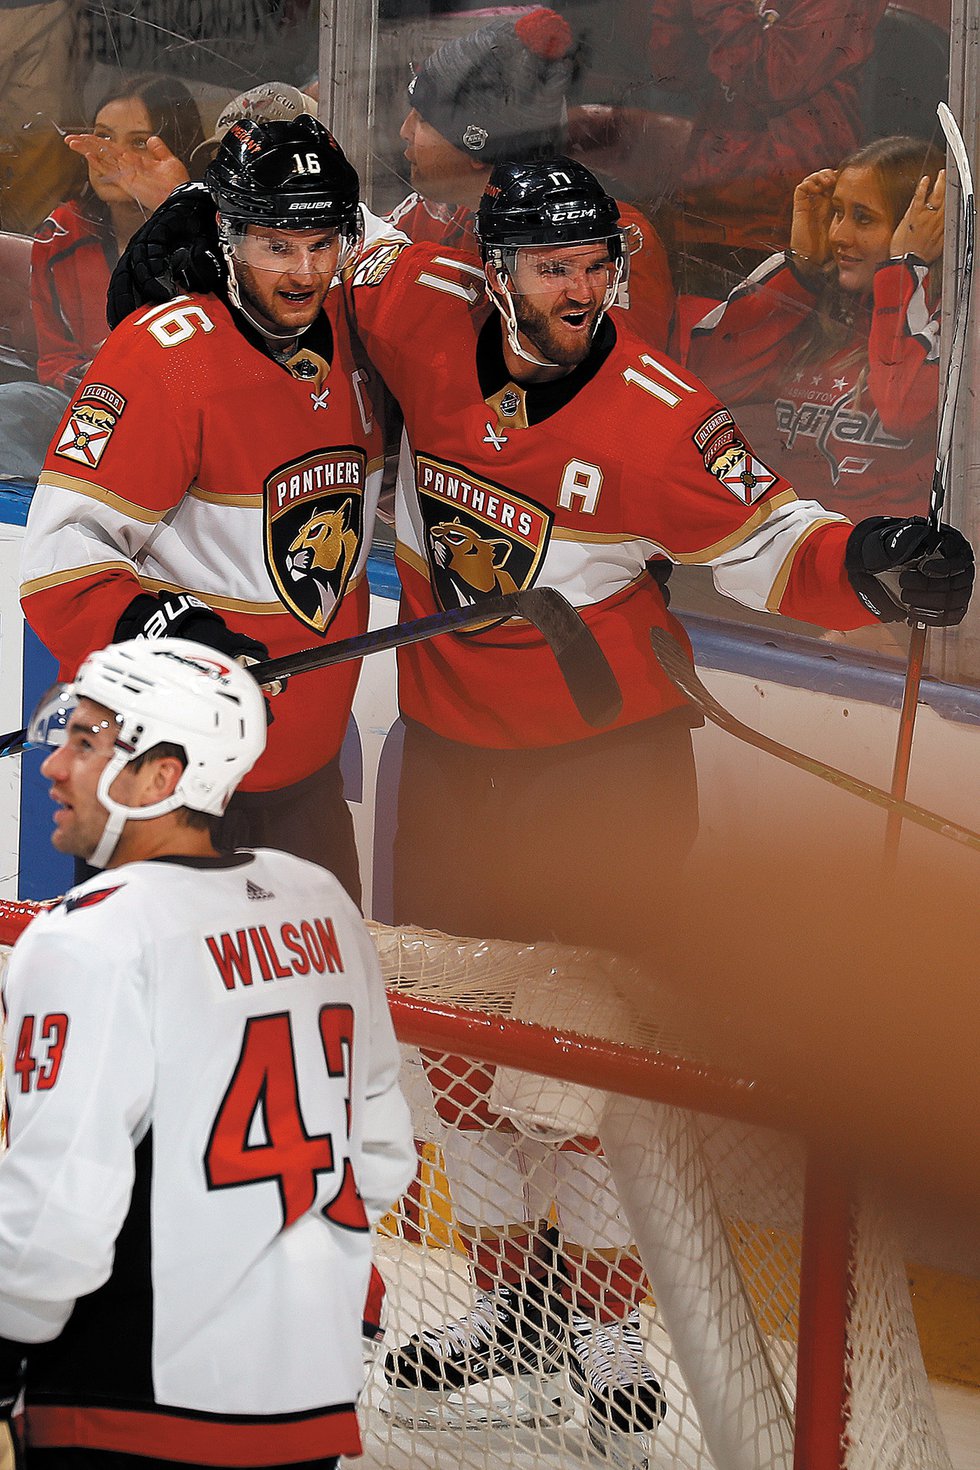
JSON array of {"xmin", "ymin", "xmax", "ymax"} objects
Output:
[
  {"xmin": 561, "ymin": 311, "xmax": 590, "ymax": 329},
  {"xmin": 280, "ymin": 290, "xmax": 316, "ymax": 302}
]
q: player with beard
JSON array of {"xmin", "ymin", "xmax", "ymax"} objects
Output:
[{"xmin": 98, "ymin": 154, "xmax": 974, "ymax": 1461}]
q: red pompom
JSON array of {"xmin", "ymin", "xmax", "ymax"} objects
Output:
[{"xmin": 514, "ymin": 7, "xmax": 573, "ymax": 61}]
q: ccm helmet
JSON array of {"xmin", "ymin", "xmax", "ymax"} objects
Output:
[
  {"xmin": 475, "ymin": 157, "xmax": 628, "ymax": 366},
  {"xmin": 204, "ymin": 113, "xmax": 359, "ymax": 235},
  {"xmin": 28, "ymin": 639, "xmax": 267, "ymax": 868}
]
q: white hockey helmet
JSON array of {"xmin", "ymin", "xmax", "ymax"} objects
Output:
[{"xmin": 28, "ymin": 638, "xmax": 267, "ymax": 867}]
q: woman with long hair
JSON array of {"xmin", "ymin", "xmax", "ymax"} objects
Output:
[
  {"xmin": 687, "ymin": 135, "xmax": 946, "ymax": 521},
  {"xmin": 30, "ymin": 74, "xmax": 205, "ymax": 392}
]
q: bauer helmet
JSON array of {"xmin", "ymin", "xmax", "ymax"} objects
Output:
[
  {"xmin": 28, "ymin": 639, "xmax": 267, "ymax": 868},
  {"xmin": 475, "ymin": 157, "xmax": 628, "ymax": 367},
  {"xmin": 204, "ymin": 113, "xmax": 359, "ymax": 235}
]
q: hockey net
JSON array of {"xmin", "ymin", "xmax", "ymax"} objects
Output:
[{"xmin": 0, "ymin": 900, "xmax": 952, "ymax": 1470}]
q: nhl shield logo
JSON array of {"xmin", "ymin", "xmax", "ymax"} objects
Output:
[
  {"xmin": 416, "ymin": 453, "xmax": 552, "ymax": 630},
  {"xmin": 265, "ymin": 448, "xmax": 366, "ymax": 634}
]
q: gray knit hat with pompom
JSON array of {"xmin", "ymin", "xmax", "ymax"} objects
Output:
[{"xmin": 408, "ymin": 7, "xmax": 575, "ymax": 164}]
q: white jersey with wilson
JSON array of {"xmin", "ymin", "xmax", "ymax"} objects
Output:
[{"xmin": 0, "ymin": 850, "xmax": 415, "ymax": 1464}]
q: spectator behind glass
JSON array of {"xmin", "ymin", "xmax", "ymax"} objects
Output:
[
  {"xmin": 389, "ymin": 7, "xmax": 676, "ymax": 352},
  {"xmin": 646, "ymin": 0, "xmax": 889, "ymax": 297},
  {"xmin": 687, "ymin": 136, "xmax": 946, "ymax": 524},
  {"xmin": 31, "ymin": 74, "xmax": 205, "ymax": 392}
]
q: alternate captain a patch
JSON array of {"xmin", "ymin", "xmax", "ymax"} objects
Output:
[
  {"xmin": 54, "ymin": 384, "xmax": 127, "ymax": 468},
  {"xmin": 264, "ymin": 448, "xmax": 367, "ymax": 635},
  {"xmin": 416, "ymin": 453, "xmax": 553, "ymax": 629},
  {"xmin": 693, "ymin": 409, "xmax": 777, "ymax": 506}
]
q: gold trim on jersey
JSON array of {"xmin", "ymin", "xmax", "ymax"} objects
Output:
[
  {"xmin": 20, "ymin": 561, "xmax": 133, "ymax": 599},
  {"xmin": 551, "ymin": 527, "xmax": 653, "ymax": 545},
  {"xmin": 188, "ymin": 485, "xmax": 263, "ymax": 509},
  {"xmin": 165, "ymin": 459, "xmax": 385, "ymax": 512},
  {"xmin": 765, "ymin": 517, "xmax": 843, "ymax": 613},
  {"xmin": 669, "ymin": 489, "xmax": 798, "ymax": 564},
  {"xmin": 139, "ymin": 569, "xmax": 366, "ymax": 616},
  {"xmin": 396, "ymin": 542, "xmax": 429, "ymax": 580},
  {"xmin": 21, "ymin": 566, "xmax": 365, "ymax": 614},
  {"xmin": 36, "ymin": 472, "xmax": 164, "ymax": 524}
]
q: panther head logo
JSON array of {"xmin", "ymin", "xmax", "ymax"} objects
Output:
[
  {"xmin": 285, "ymin": 498, "xmax": 359, "ymax": 631},
  {"xmin": 429, "ymin": 517, "xmax": 520, "ymax": 601}
]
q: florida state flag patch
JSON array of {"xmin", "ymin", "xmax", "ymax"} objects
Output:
[{"xmin": 694, "ymin": 410, "xmax": 777, "ymax": 506}]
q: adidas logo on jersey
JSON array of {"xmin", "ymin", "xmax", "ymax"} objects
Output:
[{"xmin": 246, "ymin": 879, "xmax": 275, "ymax": 901}]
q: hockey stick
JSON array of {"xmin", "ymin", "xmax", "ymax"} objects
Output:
[
  {"xmin": 885, "ymin": 101, "xmax": 975, "ymax": 861},
  {"xmin": 649, "ymin": 628, "xmax": 980, "ymax": 855},
  {"xmin": 0, "ymin": 589, "xmax": 622, "ymax": 759}
]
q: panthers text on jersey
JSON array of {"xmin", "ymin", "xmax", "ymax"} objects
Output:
[
  {"xmin": 20, "ymin": 291, "xmax": 385, "ymax": 791},
  {"xmin": 0, "ymin": 850, "xmax": 415, "ymax": 1463},
  {"xmin": 352, "ymin": 241, "xmax": 876, "ymax": 749}
]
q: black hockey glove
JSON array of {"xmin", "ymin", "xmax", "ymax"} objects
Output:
[
  {"xmin": 106, "ymin": 183, "xmax": 225, "ymax": 328},
  {"xmin": 115, "ymin": 591, "xmax": 268, "ymax": 662},
  {"xmin": 845, "ymin": 516, "xmax": 975, "ymax": 627},
  {"xmin": 115, "ymin": 592, "xmax": 283, "ymax": 710}
]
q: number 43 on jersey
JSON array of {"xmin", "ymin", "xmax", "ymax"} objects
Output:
[{"xmin": 205, "ymin": 1003, "xmax": 368, "ymax": 1232}]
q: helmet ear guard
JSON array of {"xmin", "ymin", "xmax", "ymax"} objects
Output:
[
  {"xmin": 29, "ymin": 639, "xmax": 267, "ymax": 868},
  {"xmin": 476, "ymin": 156, "xmax": 628, "ymax": 366}
]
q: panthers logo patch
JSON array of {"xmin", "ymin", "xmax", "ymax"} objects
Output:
[
  {"xmin": 265, "ymin": 448, "xmax": 366, "ymax": 635},
  {"xmin": 416, "ymin": 453, "xmax": 552, "ymax": 631}
]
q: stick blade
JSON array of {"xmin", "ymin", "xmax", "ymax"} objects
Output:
[{"xmin": 516, "ymin": 588, "xmax": 623, "ymax": 727}]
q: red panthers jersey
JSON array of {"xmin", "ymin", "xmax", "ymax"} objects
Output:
[
  {"xmin": 352, "ymin": 242, "xmax": 873, "ymax": 749},
  {"xmin": 21, "ymin": 292, "xmax": 385, "ymax": 791}
]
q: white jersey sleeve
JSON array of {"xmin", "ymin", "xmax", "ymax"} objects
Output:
[{"xmin": 0, "ymin": 920, "xmax": 153, "ymax": 1342}]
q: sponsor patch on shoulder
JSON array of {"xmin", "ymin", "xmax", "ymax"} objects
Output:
[
  {"xmin": 77, "ymin": 382, "xmax": 127, "ymax": 416},
  {"xmin": 694, "ymin": 412, "xmax": 777, "ymax": 505}
]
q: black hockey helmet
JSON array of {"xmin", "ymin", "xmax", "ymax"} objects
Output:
[
  {"xmin": 204, "ymin": 113, "xmax": 359, "ymax": 235},
  {"xmin": 475, "ymin": 156, "xmax": 622, "ymax": 257}
]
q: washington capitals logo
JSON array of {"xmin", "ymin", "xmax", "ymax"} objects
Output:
[
  {"xmin": 265, "ymin": 449, "xmax": 366, "ymax": 634},
  {"xmin": 64, "ymin": 885, "xmax": 123, "ymax": 914}
]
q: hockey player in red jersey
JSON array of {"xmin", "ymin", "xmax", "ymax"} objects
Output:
[
  {"xmin": 0, "ymin": 638, "xmax": 415, "ymax": 1470},
  {"xmin": 349, "ymin": 156, "xmax": 972, "ymax": 1456},
  {"xmin": 20, "ymin": 115, "xmax": 386, "ymax": 896}
]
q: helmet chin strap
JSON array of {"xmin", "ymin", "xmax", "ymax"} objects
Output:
[{"xmin": 87, "ymin": 751, "xmax": 186, "ymax": 870}]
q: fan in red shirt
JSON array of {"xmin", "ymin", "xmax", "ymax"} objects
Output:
[{"xmin": 687, "ymin": 134, "xmax": 947, "ymax": 521}]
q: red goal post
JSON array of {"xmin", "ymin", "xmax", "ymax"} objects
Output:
[{"xmin": 0, "ymin": 899, "xmax": 953, "ymax": 1470}]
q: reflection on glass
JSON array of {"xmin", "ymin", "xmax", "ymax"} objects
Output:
[{"xmin": 0, "ymin": 0, "xmax": 954, "ymax": 662}]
